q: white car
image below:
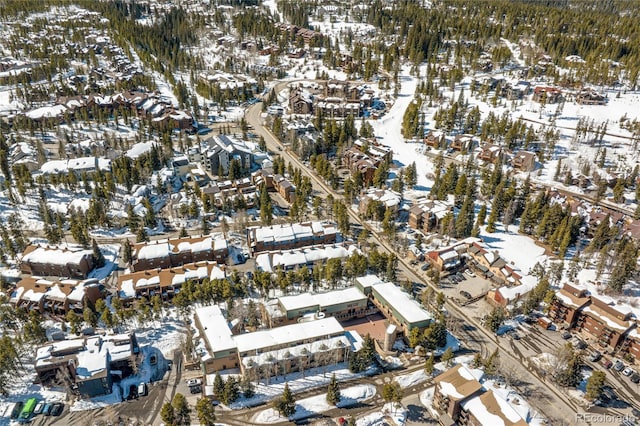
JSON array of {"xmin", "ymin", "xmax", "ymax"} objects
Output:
[
  {"xmin": 138, "ymin": 382, "xmax": 147, "ymax": 397},
  {"xmin": 186, "ymin": 378, "xmax": 202, "ymax": 387},
  {"xmin": 622, "ymin": 367, "xmax": 635, "ymax": 377},
  {"xmin": 464, "ymin": 269, "xmax": 476, "ymax": 277}
]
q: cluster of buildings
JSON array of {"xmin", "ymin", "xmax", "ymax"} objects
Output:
[
  {"xmin": 409, "ymin": 198, "xmax": 455, "ymax": 235},
  {"xmin": 26, "ymin": 90, "xmax": 193, "ymax": 130},
  {"xmin": 255, "ymin": 242, "xmax": 360, "ymax": 273},
  {"xmin": 129, "ymin": 234, "xmax": 228, "ymax": 272},
  {"xmin": 186, "ymin": 135, "xmax": 254, "ymax": 177},
  {"xmin": 10, "ymin": 277, "xmax": 104, "ymax": 316},
  {"xmin": 275, "ymin": 23, "xmax": 320, "ymax": 44},
  {"xmin": 550, "ymin": 283, "xmax": 640, "ymax": 363},
  {"xmin": 193, "ymin": 273, "xmax": 434, "ymax": 381},
  {"xmin": 246, "ymin": 221, "xmax": 338, "ymax": 255},
  {"xmin": 288, "ymin": 80, "xmax": 379, "ymax": 118},
  {"xmin": 20, "ymin": 244, "xmax": 96, "ymax": 279},
  {"xmin": 342, "ymin": 138, "xmax": 393, "ymax": 185},
  {"xmin": 252, "ymin": 169, "xmax": 297, "ymax": 204},
  {"xmin": 358, "ymin": 188, "xmax": 402, "ymax": 217},
  {"xmin": 34, "ymin": 333, "xmax": 140, "ymax": 398},
  {"xmin": 423, "ymin": 131, "xmax": 537, "ymax": 171},
  {"xmin": 432, "ymin": 364, "xmax": 530, "ymax": 426},
  {"xmin": 117, "ymin": 261, "xmax": 226, "ymax": 303},
  {"xmin": 200, "ymin": 177, "xmax": 258, "ymax": 208}
]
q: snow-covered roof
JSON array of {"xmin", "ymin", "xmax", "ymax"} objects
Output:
[
  {"xmin": 126, "ymin": 141, "xmax": 156, "ymax": 159},
  {"xmin": 278, "ymin": 287, "xmax": 367, "ymax": 313},
  {"xmin": 233, "ymin": 317, "xmax": 344, "ymax": 354},
  {"xmin": 371, "ymin": 282, "xmax": 433, "ymax": 325},
  {"xmin": 434, "ymin": 364, "xmax": 483, "ymax": 401},
  {"xmin": 362, "ymin": 188, "xmax": 402, "ymax": 208},
  {"xmin": 21, "ymin": 245, "xmax": 93, "ymax": 266},
  {"xmin": 249, "ymin": 221, "xmax": 337, "ymax": 246},
  {"xmin": 497, "ymin": 275, "xmax": 537, "ymax": 302},
  {"xmin": 25, "ymin": 104, "xmax": 67, "ymax": 119},
  {"xmin": 195, "ymin": 305, "xmax": 236, "ymax": 354},
  {"xmin": 40, "ymin": 157, "xmax": 111, "ymax": 174},
  {"xmin": 134, "ymin": 235, "xmax": 227, "ymax": 260},
  {"xmin": 461, "ymin": 389, "xmax": 528, "ymax": 426},
  {"xmin": 355, "ymin": 274, "xmax": 384, "ymax": 289},
  {"xmin": 255, "ymin": 244, "xmax": 359, "ymax": 272},
  {"xmin": 118, "ymin": 261, "xmax": 225, "ymax": 298}
]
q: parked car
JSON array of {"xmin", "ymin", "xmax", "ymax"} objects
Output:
[
  {"xmin": 510, "ymin": 332, "xmax": 521, "ymax": 340},
  {"xmin": 588, "ymin": 351, "xmax": 602, "ymax": 362},
  {"xmin": 42, "ymin": 403, "xmax": 53, "ymax": 416},
  {"xmin": 186, "ymin": 378, "xmax": 202, "ymax": 387},
  {"xmin": 10, "ymin": 401, "xmax": 24, "ymax": 420},
  {"xmin": 464, "ymin": 269, "xmax": 476, "ymax": 277},
  {"xmin": 630, "ymin": 373, "xmax": 640, "ymax": 384},
  {"xmin": 190, "ymin": 385, "xmax": 202, "ymax": 394},
  {"xmin": 138, "ymin": 382, "xmax": 147, "ymax": 397},
  {"xmin": 574, "ymin": 339, "xmax": 587, "ymax": 350},
  {"xmin": 459, "ymin": 290, "xmax": 473, "ymax": 300},
  {"xmin": 33, "ymin": 401, "xmax": 45, "ymax": 415},
  {"xmin": 421, "ymin": 264, "xmax": 429, "ymax": 271},
  {"xmin": 561, "ymin": 331, "xmax": 572, "ymax": 340},
  {"xmin": 601, "ymin": 359, "xmax": 613, "ymax": 369},
  {"xmin": 623, "ymin": 367, "xmax": 636, "ymax": 377},
  {"xmin": 613, "ymin": 360, "xmax": 625, "ymax": 371},
  {"xmin": 50, "ymin": 403, "xmax": 63, "ymax": 416},
  {"xmin": 456, "ymin": 273, "xmax": 466, "ymax": 281}
]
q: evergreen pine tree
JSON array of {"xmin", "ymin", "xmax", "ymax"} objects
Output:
[
  {"xmin": 213, "ymin": 372, "xmax": 224, "ymax": 398},
  {"xmin": 172, "ymin": 393, "xmax": 190, "ymax": 425},
  {"xmin": 326, "ymin": 373, "xmax": 341, "ymax": 406},
  {"xmin": 441, "ymin": 347, "xmax": 454, "ymax": 367},
  {"xmin": 195, "ymin": 398, "xmax": 216, "ymax": 426},
  {"xmin": 275, "ymin": 383, "xmax": 296, "ymax": 417},
  {"xmin": 92, "ymin": 239, "xmax": 106, "ymax": 268},
  {"xmin": 424, "ymin": 353, "xmax": 435, "ymax": 375},
  {"xmin": 160, "ymin": 402, "xmax": 175, "ymax": 425},
  {"xmin": 136, "ymin": 227, "xmax": 149, "ymax": 243}
]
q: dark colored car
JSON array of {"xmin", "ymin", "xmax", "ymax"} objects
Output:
[
  {"xmin": 631, "ymin": 373, "xmax": 640, "ymax": 384},
  {"xmin": 50, "ymin": 403, "xmax": 64, "ymax": 416},
  {"xmin": 459, "ymin": 290, "xmax": 472, "ymax": 300},
  {"xmin": 10, "ymin": 401, "xmax": 24, "ymax": 419},
  {"xmin": 561, "ymin": 331, "xmax": 572, "ymax": 340},
  {"xmin": 421, "ymin": 264, "xmax": 429, "ymax": 271},
  {"xmin": 574, "ymin": 340, "xmax": 587, "ymax": 350}
]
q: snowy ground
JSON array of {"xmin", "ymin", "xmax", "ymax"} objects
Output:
[
  {"xmin": 356, "ymin": 402, "xmax": 407, "ymax": 426},
  {"xmin": 252, "ymin": 384, "xmax": 376, "ymax": 423},
  {"xmin": 226, "ymin": 363, "xmax": 378, "ymax": 409},
  {"xmin": 369, "ymin": 64, "xmax": 435, "ymax": 191}
]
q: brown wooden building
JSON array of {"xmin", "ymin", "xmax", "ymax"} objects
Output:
[
  {"xmin": 432, "ymin": 364, "xmax": 484, "ymax": 425},
  {"xmin": 20, "ymin": 245, "xmax": 95, "ymax": 279},
  {"xmin": 131, "ymin": 235, "xmax": 228, "ymax": 272}
]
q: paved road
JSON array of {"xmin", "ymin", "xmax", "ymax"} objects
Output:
[{"xmin": 245, "ymin": 95, "xmax": 582, "ymax": 424}]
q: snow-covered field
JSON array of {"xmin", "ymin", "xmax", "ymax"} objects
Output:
[
  {"xmin": 225, "ymin": 363, "xmax": 378, "ymax": 409},
  {"xmin": 252, "ymin": 384, "xmax": 376, "ymax": 423}
]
